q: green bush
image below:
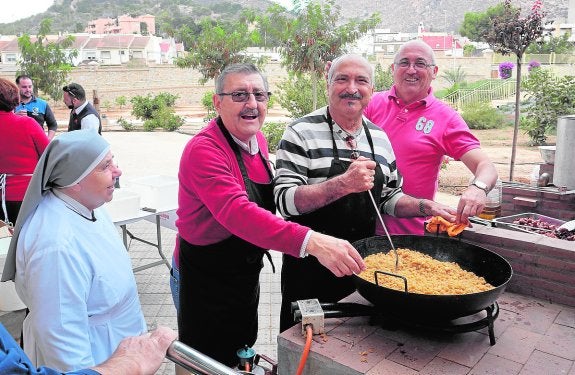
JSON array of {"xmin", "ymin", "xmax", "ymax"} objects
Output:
[
  {"xmin": 131, "ymin": 92, "xmax": 179, "ymax": 120},
  {"xmin": 115, "ymin": 95, "xmax": 127, "ymax": 109},
  {"xmin": 201, "ymin": 91, "xmax": 216, "ymax": 122},
  {"xmin": 521, "ymin": 67, "xmax": 575, "ymax": 145},
  {"xmin": 142, "ymin": 106, "xmax": 184, "ymax": 131},
  {"xmin": 262, "ymin": 121, "xmax": 288, "ymax": 153},
  {"xmin": 117, "ymin": 117, "xmax": 135, "ymax": 131},
  {"xmin": 131, "ymin": 92, "xmax": 183, "ymax": 132},
  {"xmin": 461, "ymin": 101, "xmax": 509, "ymax": 130},
  {"xmin": 520, "ymin": 116, "xmax": 547, "ymax": 146}
]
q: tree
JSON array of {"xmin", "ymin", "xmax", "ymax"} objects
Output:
[
  {"xmin": 526, "ymin": 33, "xmax": 575, "ymax": 54},
  {"xmin": 374, "ymin": 63, "xmax": 393, "ymax": 92},
  {"xmin": 484, "ymin": 0, "xmax": 546, "ymax": 181},
  {"xmin": 175, "ymin": 17, "xmax": 265, "ymax": 84},
  {"xmin": 17, "ymin": 18, "xmax": 77, "ymax": 101},
  {"xmin": 262, "ymin": 0, "xmax": 380, "ymax": 110},
  {"xmin": 441, "ymin": 66, "xmax": 467, "ymax": 87},
  {"xmin": 460, "ymin": 3, "xmax": 507, "ymax": 42},
  {"xmin": 276, "ymin": 73, "xmax": 328, "ymax": 119}
]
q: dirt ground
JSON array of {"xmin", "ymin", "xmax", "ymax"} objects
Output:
[{"xmin": 438, "ymin": 127, "xmax": 556, "ymax": 195}]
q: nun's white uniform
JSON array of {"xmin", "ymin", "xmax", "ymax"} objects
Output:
[{"xmin": 2, "ymin": 130, "xmax": 146, "ymax": 372}]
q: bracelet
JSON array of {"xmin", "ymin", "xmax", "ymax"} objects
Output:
[{"xmin": 418, "ymin": 199, "xmax": 428, "ymax": 216}]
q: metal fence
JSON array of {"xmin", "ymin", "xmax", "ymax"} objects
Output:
[{"xmin": 442, "ymin": 79, "xmax": 517, "ymax": 110}]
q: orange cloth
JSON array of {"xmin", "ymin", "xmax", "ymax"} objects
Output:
[{"xmin": 425, "ymin": 216, "xmax": 467, "ymax": 237}]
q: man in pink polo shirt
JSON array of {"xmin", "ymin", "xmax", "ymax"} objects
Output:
[{"xmin": 364, "ymin": 40, "xmax": 498, "ymax": 235}]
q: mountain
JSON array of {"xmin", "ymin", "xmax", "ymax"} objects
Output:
[
  {"xmin": 333, "ymin": 0, "xmax": 569, "ymax": 34},
  {"xmin": 0, "ymin": 0, "xmax": 278, "ymax": 35},
  {"xmin": 0, "ymin": 0, "xmax": 568, "ymax": 37}
]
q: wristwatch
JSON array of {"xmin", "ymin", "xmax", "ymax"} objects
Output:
[{"xmin": 470, "ymin": 179, "xmax": 490, "ymax": 194}]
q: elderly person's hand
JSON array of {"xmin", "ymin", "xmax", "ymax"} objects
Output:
[
  {"xmin": 338, "ymin": 156, "xmax": 376, "ymax": 194},
  {"xmin": 92, "ymin": 326, "xmax": 178, "ymax": 375},
  {"xmin": 305, "ymin": 232, "xmax": 366, "ymax": 277}
]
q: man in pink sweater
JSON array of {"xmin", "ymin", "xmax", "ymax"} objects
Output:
[{"xmin": 175, "ymin": 63, "xmax": 365, "ymax": 367}]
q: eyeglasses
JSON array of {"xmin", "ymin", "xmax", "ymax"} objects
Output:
[
  {"xmin": 395, "ymin": 60, "xmax": 435, "ymax": 70},
  {"xmin": 218, "ymin": 91, "xmax": 272, "ymax": 103},
  {"xmin": 345, "ymin": 135, "xmax": 360, "ymax": 160},
  {"xmin": 62, "ymin": 85, "xmax": 78, "ymax": 98}
]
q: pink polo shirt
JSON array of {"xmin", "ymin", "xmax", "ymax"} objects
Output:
[{"xmin": 364, "ymin": 86, "xmax": 480, "ymax": 235}]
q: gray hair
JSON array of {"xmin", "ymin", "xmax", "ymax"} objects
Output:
[
  {"xmin": 394, "ymin": 39, "xmax": 436, "ymax": 65},
  {"xmin": 327, "ymin": 54, "xmax": 374, "ymax": 85},
  {"xmin": 215, "ymin": 64, "xmax": 269, "ymax": 93}
]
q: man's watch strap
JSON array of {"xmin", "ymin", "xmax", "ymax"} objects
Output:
[{"xmin": 470, "ymin": 179, "xmax": 490, "ymax": 194}]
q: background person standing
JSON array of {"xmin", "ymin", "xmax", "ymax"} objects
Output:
[
  {"xmin": 14, "ymin": 75, "xmax": 58, "ymax": 141},
  {"xmin": 0, "ymin": 78, "xmax": 49, "ymax": 225},
  {"xmin": 62, "ymin": 83, "xmax": 101, "ymax": 134}
]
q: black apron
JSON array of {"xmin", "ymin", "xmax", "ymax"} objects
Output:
[
  {"xmin": 279, "ymin": 111, "xmax": 385, "ymax": 332},
  {"xmin": 178, "ymin": 118, "xmax": 275, "ymax": 367}
]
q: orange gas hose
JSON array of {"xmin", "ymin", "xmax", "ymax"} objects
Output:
[{"xmin": 295, "ymin": 324, "xmax": 313, "ymax": 375}]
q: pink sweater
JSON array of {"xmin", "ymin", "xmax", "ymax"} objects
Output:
[
  {"xmin": 0, "ymin": 111, "xmax": 49, "ymax": 200},
  {"xmin": 175, "ymin": 119, "xmax": 309, "ymax": 266}
]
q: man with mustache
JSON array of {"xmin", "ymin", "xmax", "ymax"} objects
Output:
[
  {"xmin": 274, "ymin": 54, "xmax": 457, "ymax": 331},
  {"xmin": 175, "ymin": 63, "xmax": 366, "ymax": 368}
]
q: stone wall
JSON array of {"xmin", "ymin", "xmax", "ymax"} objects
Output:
[{"xmin": 0, "ymin": 62, "xmax": 290, "ymax": 110}]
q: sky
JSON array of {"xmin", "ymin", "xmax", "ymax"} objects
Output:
[{"xmin": 0, "ymin": 0, "xmax": 294, "ymax": 24}]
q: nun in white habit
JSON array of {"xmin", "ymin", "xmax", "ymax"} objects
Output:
[{"xmin": 1, "ymin": 130, "xmax": 146, "ymax": 372}]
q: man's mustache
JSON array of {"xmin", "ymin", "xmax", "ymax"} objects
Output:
[
  {"xmin": 340, "ymin": 92, "xmax": 362, "ymax": 100},
  {"xmin": 240, "ymin": 109, "xmax": 260, "ymax": 117}
]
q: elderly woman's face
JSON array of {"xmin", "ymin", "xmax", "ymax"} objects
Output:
[{"xmin": 76, "ymin": 151, "xmax": 122, "ymax": 210}]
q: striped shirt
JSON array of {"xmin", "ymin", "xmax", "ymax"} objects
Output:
[{"xmin": 274, "ymin": 106, "xmax": 404, "ymax": 218}]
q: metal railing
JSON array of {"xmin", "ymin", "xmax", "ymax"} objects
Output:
[{"xmin": 442, "ymin": 79, "xmax": 517, "ymax": 110}]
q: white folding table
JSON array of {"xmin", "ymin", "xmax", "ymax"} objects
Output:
[{"xmin": 113, "ymin": 207, "xmax": 176, "ymax": 273}]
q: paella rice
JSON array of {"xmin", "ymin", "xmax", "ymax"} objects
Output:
[{"xmin": 358, "ymin": 248, "xmax": 494, "ymax": 295}]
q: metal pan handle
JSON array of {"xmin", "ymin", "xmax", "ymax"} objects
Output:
[{"xmin": 374, "ymin": 270, "xmax": 409, "ymax": 293}]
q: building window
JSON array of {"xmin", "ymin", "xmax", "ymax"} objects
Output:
[
  {"xmin": 101, "ymin": 51, "xmax": 111, "ymax": 59},
  {"xmin": 6, "ymin": 54, "xmax": 17, "ymax": 62}
]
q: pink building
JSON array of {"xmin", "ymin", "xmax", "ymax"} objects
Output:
[{"xmin": 86, "ymin": 14, "xmax": 156, "ymax": 36}]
